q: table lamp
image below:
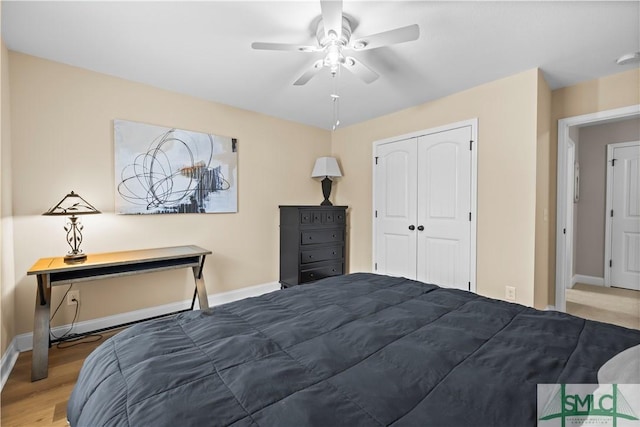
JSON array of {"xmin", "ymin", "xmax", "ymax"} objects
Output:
[
  {"xmin": 43, "ymin": 191, "xmax": 101, "ymax": 262},
  {"xmin": 311, "ymin": 157, "xmax": 342, "ymax": 206}
]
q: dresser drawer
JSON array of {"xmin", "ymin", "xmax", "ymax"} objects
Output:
[
  {"xmin": 299, "ymin": 211, "xmax": 324, "ymax": 224},
  {"xmin": 300, "ymin": 229, "xmax": 343, "ymax": 245},
  {"xmin": 300, "ymin": 246, "xmax": 343, "ymax": 264},
  {"xmin": 300, "ymin": 263, "xmax": 343, "ymax": 283},
  {"xmin": 299, "ymin": 210, "xmax": 345, "ymax": 225},
  {"xmin": 324, "ymin": 210, "xmax": 346, "ymax": 224}
]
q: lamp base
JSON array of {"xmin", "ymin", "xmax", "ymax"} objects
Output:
[
  {"xmin": 64, "ymin": 252, "xmax": 87, "ymax": 263},
  {"xmin": 320, "ymin": 177, "xmax": 333, "ymax": 206}
]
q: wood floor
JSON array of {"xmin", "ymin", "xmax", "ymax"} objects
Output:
[
  {"xmin": 1, "ymin": 332, "xmax": 119, "ymax": 427},
  {"xmin": 1, "ymin": 288, "xmax": 637, "ymax": 426}
]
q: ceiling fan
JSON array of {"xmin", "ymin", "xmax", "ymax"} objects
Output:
[{"xmin": 251, "ymin": 0, "xmax": 420, "ymax": 86}]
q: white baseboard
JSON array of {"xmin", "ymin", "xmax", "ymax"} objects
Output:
[
  {"xmin": 571, "ymin": 274, "xmax": 604, "ymax": 288},
  {"xmin": 9, "ymin": 281, "xmax": 280, "ymax": 370},
  {"xmin": 544, "ymin": 305, "xmax": 556, "ymax": 311},
  {"xmin": 1, "ymin": 338, "xmax": 19, "ymax": 391},
  {"xmin": 206, "ymin": 281, "xmax": 279, "ymax": 307}
]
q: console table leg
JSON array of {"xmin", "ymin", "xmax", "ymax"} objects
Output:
[
  {"xmin": 32, "ymin": 274, "xmax": 51, "ymax": 381},
  {"xmin": 192, "ymin": 263, "xmax": 209, "ymax": 310}
]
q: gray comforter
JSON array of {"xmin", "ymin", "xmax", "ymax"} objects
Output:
[{"xmin": 67, "ymin": 273, "xmax": 640, "ymax": 426}]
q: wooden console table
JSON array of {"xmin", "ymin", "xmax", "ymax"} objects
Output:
[{"xmin": 27, "ymin": 245, "xmax": 212, "ymax": 381}]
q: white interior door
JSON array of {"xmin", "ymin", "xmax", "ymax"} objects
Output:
[
  {"xmin": 374, "ymin": 138, "xmax": 418, "ymax": 278},
  {"xmin": 608, "ymin": 142, "xmax": 640, "ymax": 290},
  {"xmin": 416, "ymin": 127, "xmax": 472, "ymax": 290}
]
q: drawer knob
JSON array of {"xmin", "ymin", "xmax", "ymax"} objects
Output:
[
  {"xmin": 417, "ymin": 225, "xmax": 424, "ymax": 231},
  {"xmin": 408, "ymin": 225, "xmax": 415, "ymax": 230}
]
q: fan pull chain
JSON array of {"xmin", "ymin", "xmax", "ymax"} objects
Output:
[{"xmin": 331, "ymin": 70, "xmax": 340, "ymax": 130}]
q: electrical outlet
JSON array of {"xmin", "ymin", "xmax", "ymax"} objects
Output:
[
  {"xmin": 505, "ymin": 286, "xmax": 516, "ymax": 302},
  {"xmin": 67, "ymin": 290, "xmax": 80, "ymax": 306}
]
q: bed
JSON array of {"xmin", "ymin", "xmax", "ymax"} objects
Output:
[{"xmin": 67, "ymin": 273, "xmax": 640, "ymax": 426}]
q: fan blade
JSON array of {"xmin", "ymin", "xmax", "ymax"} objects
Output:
[
  {"xmin": 343, "ymin": 57, "xmax": 379, "ymax": 84},
  {"xmin": 351, "ymin": 24, "xmax": 420, "ymax": 50},
  {"xmin": 251, "ymin": 42, "xmax": 319, "ymax": 52},
  {"xmin": 320, "ymin": 0, "xmax": 343, "ymax": 40},
  {"xmin": 294, "ymin": 60, "xmax": 324, "ymax": 86}
]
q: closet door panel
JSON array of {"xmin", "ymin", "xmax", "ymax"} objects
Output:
[
  {"xmin": 374, "ymin": 138, "xmax": 418, "ymax": 279},
  {"xmin": 416, "ymin": 127, "xmax": 472, "ymax": 290}
]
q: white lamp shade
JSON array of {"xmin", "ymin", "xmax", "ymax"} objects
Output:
[{"xmin": 311, "ymin": 157, "xmax": 342, "ymax": 178}]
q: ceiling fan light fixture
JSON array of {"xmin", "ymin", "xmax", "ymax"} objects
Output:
[{"xmin": 324, "ymin": 44, "xmax": 345, "ymax": 74}]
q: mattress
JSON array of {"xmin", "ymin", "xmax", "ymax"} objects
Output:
[{"xmin": 67, "ymin": 273, "xmax": 640, "ymax": 426}]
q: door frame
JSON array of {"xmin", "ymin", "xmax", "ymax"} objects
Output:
[
  {"xmin": 555, "ymin": 104, "xmax": 640, "ymax": 311},
  {"xmin": 604, "ymin": 140, "xmax": 640, "ymax": 287},
  {"xmin": 559, "ymin": 138, "xmax": 576, "ymax": 297},
  {"xmin": 372, "ymin": 118, "xmax": 478, "ymax": 292}
]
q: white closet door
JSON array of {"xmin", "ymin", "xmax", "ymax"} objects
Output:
[
  {"xmin": 416, "ymin": 127, "xmax": 472, "ymax": 290},
  {"xmin": 610, "ymin": 143, "xmax": 640, "ymax": 290},
  {"xmin": 374, "ymin": 138, "xmax": 418, "ymax": 279}
]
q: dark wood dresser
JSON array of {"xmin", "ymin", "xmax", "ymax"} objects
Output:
[{"xmin": 279, "ymin": 205, "xmax": 347, "ymax": 288}]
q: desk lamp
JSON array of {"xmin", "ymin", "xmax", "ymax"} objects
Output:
[{"xmin": 43, "ymin": 191, "xmax": 101, "ymax": 262}]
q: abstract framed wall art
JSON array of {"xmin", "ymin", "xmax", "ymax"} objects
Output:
[{"xmin": 114, "ymin": 120, "xmax": 238, "ymax": 214}]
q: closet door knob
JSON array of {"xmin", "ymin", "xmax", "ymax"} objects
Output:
[
  {"xmin": 417, "ymin": 225, "xmax": 424, "ymax": 231},
  {"xmin": 408, "ymin": 225, "xmax": 415, "ymax": 230}
]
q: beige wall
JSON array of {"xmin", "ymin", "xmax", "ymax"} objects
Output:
[
  {"xmin": 534, "ymin": 70, "xmax": 552, "ymax": 309},
  {"xmin": 1, "ymin": 39, "xmax": 17, "ymax": 357},
  {"xmin": 332, "ymin": 69, "xmax": 540, "ymax": 306},
  {"xmin": 549, "ymin": 68, "xmax": 640, "ymax": 304},
  {"xmin": 9, "ymin": 52, "xmax": 331, "ymax": 335},
  {"xmin": 0, "ymin": 11, "xmax": 4, "ymax": 358},
  {"xmin": 575, "ymin": 118, "xmax": 640, "ymax": 278}
]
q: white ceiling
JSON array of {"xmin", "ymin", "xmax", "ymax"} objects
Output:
[{"xmin": 2, "ymin": 1, "xmax": 639, "ymax": 130}]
